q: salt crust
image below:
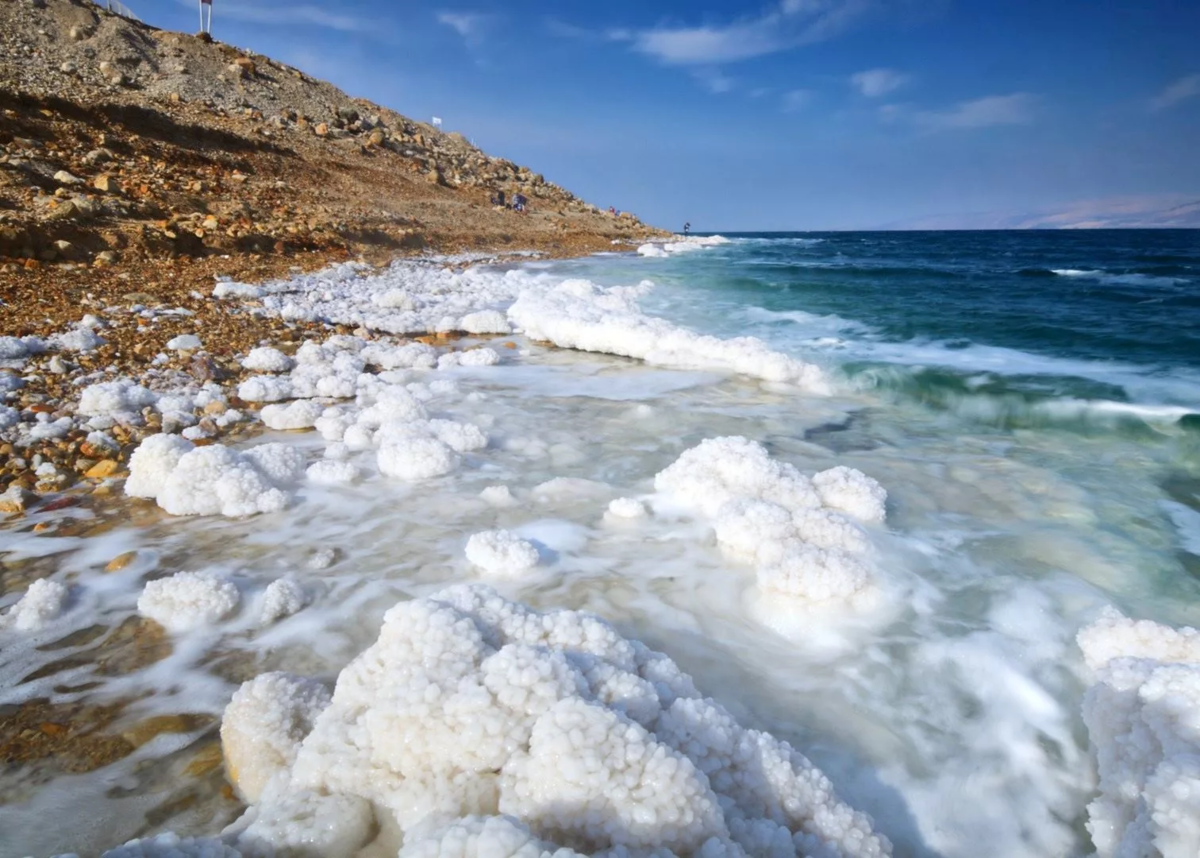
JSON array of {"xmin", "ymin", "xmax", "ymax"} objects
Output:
[
  {"xmin": 213, "ymin": 585, "xmax": 889, "ymax": 858},
  {"xmin": 1077, "ymin": 608, "xmax": 1200, "ymax": 858},
  {"xmin": 259, "ymin": 578, "xmax": 308, "ymax": 625},
  {"xmin": 137, "ymin": 571, "xmax": 240, "ymax": 633},
  {"xmin": 126, "ymin": 436, "xmax": 294, "ymax": 518},
  {"xmin": 480, "ymin": 485, "xmax": 518, "ymax": 507},
  {"xmin": 465, "ymin": 530, "xmax": 541, "ymax": 577},
  {"xmin": 241, "ymin": 347, "xmax": 294, "ymax": 373},
  {"xmin": 606, "ymin": 497, "xmax": 648, "ymax": 519},
  {"xmin": 507, "ymin": 280, "xmax": 829, "ymax": 391},
  {"xmin": 654, "ymin": 437, "xmax": 886, "ymax": 609},
  {"xmin": 1, "ymin": 578, "xmax": 68, "ymax": 631}
]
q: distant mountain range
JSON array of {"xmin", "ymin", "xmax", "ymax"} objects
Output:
[{"xmin": 881, "ymin": 196, "xmax": 1200, "ymax": 230}]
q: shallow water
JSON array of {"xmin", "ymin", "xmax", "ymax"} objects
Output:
[{"xmin": 2, "ymin": 233, "xmax": 1200, "ymax": 857}]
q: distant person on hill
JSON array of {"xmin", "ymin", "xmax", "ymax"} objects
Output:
[
  {"xmin": 683, "ymin": 222, "xmax": 691, "ymax": 235},
  {"xmin": 492, "ymin": 190, "xmax": 506, "ymax": 208},
  {"xmin": 513, "ymin": 193, "xmax": 528, "ymax": 213},
  {"xmin": 609, "ymin": 206, "xmax": 616, "ymax": 216}
]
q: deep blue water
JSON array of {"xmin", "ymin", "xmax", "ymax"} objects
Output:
[{"xmin": 593, "ymin": 230, "xmax": 1200, "ymax": 431}]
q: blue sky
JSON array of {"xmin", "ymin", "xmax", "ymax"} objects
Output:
[{"xmin": 147, "ymin": 0, "xmax": 1199, "ymax": 230}]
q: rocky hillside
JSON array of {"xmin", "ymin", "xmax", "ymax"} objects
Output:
[{"xmin": 0, "ymin": 0, "xmax": 664, "ymax": 275}]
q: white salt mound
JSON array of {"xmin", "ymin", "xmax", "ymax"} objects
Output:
[
  {"xmin": 78, "ymin": 380, "xmax": 157, "ymax": 418},
  {"xmin": 508, "ymin": 280, "xmax": 828, "ymax": 391},
  {"xmin": 215, "ymin": 585, "xmax": 890, "ymax": 858},
  {"xmin": 306, "ymin": 459, "xmax": 360, "ymax": 485},
  {"xmin": 166, "ymin": 334, "xmax": 202, "ymax": 351},
  {"xmin": 465, "ymin": 530, "xmax": 540, "ymax": 577},
  {"xmin": 655, "ymin": 437, "xmax": 884, "ymax": 610},
  {"xmin": 220, "ymin": 671, "xmax": 331, "ymax": 802},
  {"xmin": 378, "ymin": 435, "xmax": 459, "ymax": 481},
  {"xmin": 260, "ymin": 399, "xmax": 323, "ymax": 431},
  {"xmin": 1077, "ymin": 608, "xmax": 1200, "ymax": 858},
  {"xmin": 479, "ymin": 485, "xmax": 517, "ymax": 507},
  {"xmin": 138, "ymin": 571, "xmax": 240, "ymax": 632},
  {"xmin": 2, "ymin": 579, "xmax": 68, "ymax": 632},
  {"xmin": 242, "ymin": 347, "xmax": 294, "ymax": 373},
  {"xmin": 606, "ymin": 497, "xmax": 647, "ymax": 519},
  {"xmin": 126, "ymin": 436, "xmax": 293, "ymax": 518},
  {"xmin": 260, "ymin": 578, "xmax": 308, "ymax": 625}
]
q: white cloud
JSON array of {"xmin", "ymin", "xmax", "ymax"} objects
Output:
[
  {"xmin": 173, "ymin": 0, "xmax": 368, "ymax": 32},
  {"xmin": 782, "ymin": 89, "xmax": 813, "ymax": 112},
  {"xmin": 692, "ymin": 68, "xmax": 735, "ymax": 94},
  {"xmin": 1150, "ymin": 74, "xmax": 1200, "ymax": 111},
  {"xmin": 915, "ymin": 93, "xmax": 1036, "ymax": 129},
  {"xmin": 437, "ymin": 11, "xmax": 488, "ymax": 44},
  {"xmin": 617, "ymin": 0, "xmax": 874, "ymax": 66},
  {"xmin": 851, "ymin": 68, "xmax": 909, "ymax": 97}
]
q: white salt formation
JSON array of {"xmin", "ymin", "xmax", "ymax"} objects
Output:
[
  {"xmin": 654, "ymin": 437, "xmax": 887, "ymax": 612},
  {"xmin": 508, "ymin": 280, "xmax": 829, "ymax": 391},
  {"xmin": 241, "ymin": 347, "xmax": 294, "ymax": 373},
  {"xmin": 126, "ymin": 436, "xmax": 294, "ymax": 518},
  {"xmin": 465, "ymin": 530, "xmax": 540, "ymax": 577},
  {"xmin": 1, "ymin": 578, "xmax": 68, "ymax": 632},
  {"xmin": 99, "ymin": 833, "xmax": 240, "ymax": 858},
  {"xmin": 606, "ymin": 497, "xmax": 648, "ymax": 519},
  {"xmin": 1077, "ymin": 608, "xmax": 1200, "ymax": 858},
  {"xmin": 137, "ymin": 571, "xmax": 240, "ymax": 632},
  {"xmin": 218, "ymin": 585, "xmax": 890, "ymax": 858},
  {"xmin": 259, "ymin": 578, "xmax": 308, "ymax": 624}
]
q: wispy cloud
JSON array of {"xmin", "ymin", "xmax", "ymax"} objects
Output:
[
  {"xmin": 1150, "ymin": 73, "xmax": 1200, "ymax": 111},
  {"xmin": 914, "ymin": 93, "xmax": 1036, "ymax": 129},
  {"xmin": 173, "ymin": 0, "xmax": 369, "ymax": 32},
  {"xmin": 851, "ymin": 68, "xmax": 909, "ymax": 97},
  {"xmin": 437, "ymin": 11, "xmax": 489, "ymax": 45},
  {"xmin": 614, "ymin": 0, "xmax": 875, "ymax": 66},
  {"xmin": 782, "ymin": 89, "xmax": 813, "ymax": 112},
  {"xmin": 692, "ymin": 68, "xmax": 735, "ymax": 94}
]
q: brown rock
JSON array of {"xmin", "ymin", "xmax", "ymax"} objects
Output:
[
  {"xmin": 85, "ymin": 459, "xmax": 120, "ymax": 479},
  {"xmin": 104, "ymin": 551, "xmax": 138, "ymax": 573},
  {"xmin": 0, "ymin": 486, "xmax": 36, "ymax": 514},
  {"xmin": 314, "ymin": 122, "xmax": 329, "ymax": 137},
  {"xmin": 93, "ymin": 174, "xmax": 120, "ymax": 194},
  {"xmin": 233, "ymin": 57, "xmax": 256, "ymax": 76}
]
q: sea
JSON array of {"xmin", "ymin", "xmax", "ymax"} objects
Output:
[{"xmin": 1, "ymin": 229, "xmax": 1198, "ymax": 857}]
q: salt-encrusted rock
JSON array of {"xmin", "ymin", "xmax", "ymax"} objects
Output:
[
  {"xmin": 480, "ymin": 485, "xmax": 518, "ymax": 507},
  {"xmin": 460, "ymin": 310, "xmax": 511, "ymax": 335},
  {"xmin": 238, "ymin": 375, "xmax": 294, "ymax": 403},
  {"xmin": 508, "ymin": 280, "xmax": 828, "ymax": 390},
  {"xmin": 655, "ymin": 437, "xmax": 884, "ymax": 611},
  {"xmin": 260, "ymin": 578, "xmax": 308, "ymax": 625},
  {"xmin": 306, "ymin": 459, "xmax": 360, "ymax": 485},
  {"xmin": 125, "ymin": 434, "xmax": 195, "ymax": 498},
  {"xmin": 377, "ymin": 435, "xmax": 459, "ymax": 480},
  {"xmin": 438, "ymin": 348, "xmax": 500, "ymax": 369},
  {"xmin": 166, "ymin": 334, "xmax": 203, "ymax": 351},
  {"xmin": 241, "ymin": 443, "xmax": 307, "ymax": 485},
  {"xmin": 242, "ymin": 347, "xmax": 294, "ymax": 373},
  {"xmin": 260, "ymin": 399, "xmax": 323, "ymax": 431},
  {"xmin": 79, "ymin": 380, "xmax": 157, "ymax": 418},
  {"xmin": 221, "ymin": 671, "xmax": 331, "ymax": 802},
  {"xmin": 157, "ymin": 446, "xmax": 289, "ymax": 517},
  {"xmin": 606, "ymin": 497, "xmax": 647, "ymax": 519},
  {"xmin": 1, "ymin": 579, "xmax": 68, "ymax": 631},
  {"xmin": 465, "ymin": 530, "xmax": 540, "ymax": 577},
  {"xmin": 217, "ymin": 585, "xmax": 890, "ymax": 858},
  {"xmin": 812, "ymin": 466, "xmax": 888, "ymax": 523},
  {"xmin": 138, "ymin": 571, "xmax": 240, "ymax": 632},
  {"xmin": 1077, "ymin": 608, "xmax": 1200, "ymax": 858}
]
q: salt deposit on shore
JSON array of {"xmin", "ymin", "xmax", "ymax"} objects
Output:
[{"xmin": 1, "ymin": 242, "xmax": 1196, "ymax": 858}]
